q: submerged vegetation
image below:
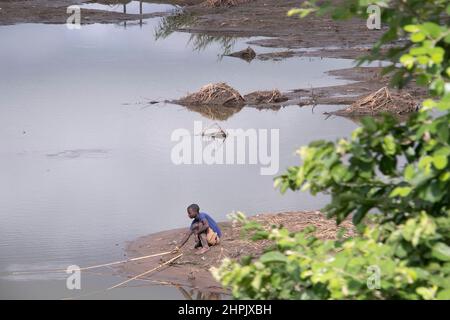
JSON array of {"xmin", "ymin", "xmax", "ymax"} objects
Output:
[{"xmin": 212, "ymin": 0, "xmax": 450, "ymax": 299}]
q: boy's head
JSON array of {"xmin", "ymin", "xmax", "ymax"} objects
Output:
[{"xmin": 187, "ymin": 203, "xmax": 200, "ymax": 219}]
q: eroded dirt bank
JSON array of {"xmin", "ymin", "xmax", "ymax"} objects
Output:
[{"xmin": 121, "ymin": 211, "xmax": 354, "ymax": 293}]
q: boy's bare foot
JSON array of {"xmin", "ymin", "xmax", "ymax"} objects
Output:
[{"xmin": 195, "ymin": 247, "xmax": 210, "ymax": 255}]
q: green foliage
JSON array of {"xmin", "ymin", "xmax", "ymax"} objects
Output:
[
  {"xmin": 211, "ymin": 212, "xmax": 450, "ymax": 299},
  {"xmin": 213, "ymin": 0, "xmax": 450, "ymax": 300},
  {"xmin": 275, "ymin": 110, "xmax": 449, "ymax": 227}
]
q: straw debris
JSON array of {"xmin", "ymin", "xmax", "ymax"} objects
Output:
[
  {"xmin": 179, "ymin": 83, "xmax": 245, "ymax": 107},
  {"xmin": 179, "ymin": 83, "xmax": 289, "ymax": 108},
  {"xmin": 226, "ymin": 46, "xmax": 256, "ymax": 62},
  {"xmin": 334, "ymin": 87, "xmax": 419, "ymax": 116},
  {"xmin": 244, "ymin": 90, "xmax": 288, "ymax": 105}
]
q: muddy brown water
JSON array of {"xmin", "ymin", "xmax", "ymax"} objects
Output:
[{"xmin": 0, "ymin": 18, "xmax": 360, "ymax": 299}]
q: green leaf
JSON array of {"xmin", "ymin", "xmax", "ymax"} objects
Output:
[
  {"xmin": 432, "ymin": 243, "xmax": 450, "ymax": 262},
  {"xmin": 390, "ymin": 186, "xmax": 412, "ymax": 197},
  {"xmin": 361, "ymin": 117, "xmax": 377, "ymax": 132},
  {"xmin": 404, "ymin": 25, "xmax": 419, "ymax": 33},
  {"xmin": 420, "ymin": 22, "xmax": 442, "ymax": 39},
  {"xmin": 416, "ymin": 287, "xmax": 436, "ymax": 300},
  {"xmin": 432, "ymin": 155, "xmax": 448, "ymax": 170},
  {"xmin": 411, "ymin": 32, "xmax": 426, "ymax": 42},
  {"xmin": 382, "ymin": 135, "xmax": 396, "ymax": 156},
  {"xmin": 251, "ymin": 273, "xmax": 263, "ymax": 290},
  {"xmin": 437, "ymin": 289, "xmax": 450, "ymax": 300},
  {"xmin": 260, "ymin": 251, "xmax": 288, "ymax": 264},
  {"xmin": 404, "ymin": 164, "xmax": 415, "ymax": 182},
  {"xmin": 400, "ymin": 54, "xmax": 414, "ymax": 69},
  {"xmin": 331, "ymin": 163, "xmax": 348, "ymax": 182}
]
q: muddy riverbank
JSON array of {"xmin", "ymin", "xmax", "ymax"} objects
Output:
[
  {"xmin": 0, "ymin": 0, "xmax": 382, "ymax": 59},
  {"xmin": 0, "ymin": 0, "xmax": 165, "ymax": 25},
  {"xmin": 0, "ymin": 0, "xmax": 425, "ymax": 110},
  {"xmin": 121, "ymin": 211, "xmax": 354, "ymax": 293}
]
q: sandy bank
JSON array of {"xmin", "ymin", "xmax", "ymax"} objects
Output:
[{"xmin": 120, "ymin": 211, "xmax": 354, "ymax": 293}]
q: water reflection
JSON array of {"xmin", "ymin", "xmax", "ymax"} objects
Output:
[
  {"xmin": 183, "ymin": 104, "xmax": 243, "ymax": 121},
  {"xmin": 81, "ymin": 0, "xmax": 182, "ymax": 28},
  {"xmin": 154, "ymin": 12, "xmax": 197, "ymax": 38},
  {"xmin": 82, "ymin": 0, "xmax": 180, "ymax": 15},
  {"xmin": 177, "ymin": 286, "xmax": 225, "ymax": 300},
  {"xmin": 154, "ymin": 13, "xmax": 237, "ymax": 55},
  {"xmin": 127, "ymin": 278, "xmax": 228, "ymax": 300}
]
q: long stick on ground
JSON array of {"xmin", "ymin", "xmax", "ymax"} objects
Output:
[
  {"xmin": 107, "ymin": 253, "xmax": 183, "ymax": 290},
  {"xmin": 79, "ymin": 251, "xmax": 173, "ymax": 271},
  {"xmin": 10, "ymin": 251, "xmax": 173, "ymax": 275}
]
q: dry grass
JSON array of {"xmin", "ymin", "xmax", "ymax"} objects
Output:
[
  {"xmin": 178, "ymin": 83, "xmax": 289, "ymax": 109},
  {"xmin": 179, "ymin": 82, "xmax": 245, "ymax": 107},
  {"xmin": 337, "ymin": 87, "xmax": 419, "ymax": 115}
]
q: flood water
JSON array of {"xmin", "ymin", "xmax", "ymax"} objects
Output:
[{"xmin": 0, "ymin": 17, "xmax": 359, "ymax": 299}]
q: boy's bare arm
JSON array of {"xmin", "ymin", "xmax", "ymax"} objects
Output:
[{"xmin": 174, "ymin": 229, "xmax": 193, "ymax": 251}]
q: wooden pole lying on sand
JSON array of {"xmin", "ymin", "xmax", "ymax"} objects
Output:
[
  {"xmin": 11, "ymin": 251, "xmax": 174, "ymax": 275},
  {"xmin": 107, "ymin": 253, "xmax": 183, "ymax": 290}
]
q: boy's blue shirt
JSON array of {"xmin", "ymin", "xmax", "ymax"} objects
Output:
[{"xmin": 190, "ymin": 212, "xmax": 222, "ymax": 238}]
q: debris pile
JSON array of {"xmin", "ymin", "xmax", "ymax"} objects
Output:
[
  {"xmin": 226, "ymin": 46, "xmax": 256, "ymax": 62},
  {"xmin": 334, "ymin": 87, "xmax": 419, "ymax": 116},
  {"xmin": 178, "ymin": 83, "xmax": 289, "ymax": 109},
  {"xmin": 244, "ymin": 90, "xmax": 288, "ymax": 105},
  {"xmin": 178, "ymin": 83, "xmax": 245, "ymax": 107}
]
